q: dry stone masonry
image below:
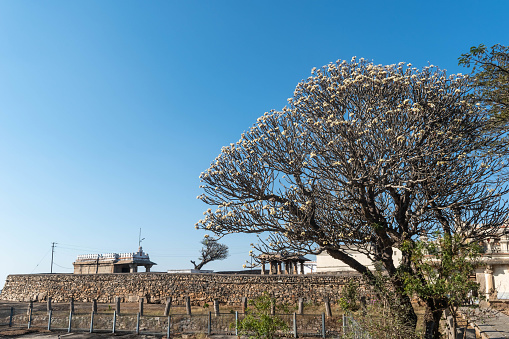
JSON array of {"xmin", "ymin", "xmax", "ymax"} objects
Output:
[{"xmin": 0, "ymin": 273, "xmax": 356, "ymax": 305}]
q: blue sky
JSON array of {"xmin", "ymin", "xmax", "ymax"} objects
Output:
[{"xmin": 0, "ymin": 1, "xmax": 508, "ymax": 285}]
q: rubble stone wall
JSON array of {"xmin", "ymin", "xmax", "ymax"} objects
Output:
[{"xmin": 0, "ymin": 273, "xmax": 357, "ymax": 305}]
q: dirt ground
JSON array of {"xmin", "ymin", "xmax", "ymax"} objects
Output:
[
  {"xmin": 0, "ymin": 329, "xmax": 240, "ymax": 339},
  {"xmin": 0, "ymin": 299, "xmax": 336, "ymax": 338},
  {"xmin": 0, "ymin": 299, "xmax": 428, "ymax": 338},
  {"xmin": 0, "ymin": 328, "xmax": 160, "ymax": 338},
  {"xmin": 0, "ymin": 300, "xmax": 203, "ymax": 317},
  {"xmin": 0, "ymin": 299, "xmax": 232, "ymax": 338}
]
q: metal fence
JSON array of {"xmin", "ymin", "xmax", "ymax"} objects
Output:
[
  {"xmin": 342, "ymin": 314, "xmax": 371, "ymax": 339},
  {"xmin": 0, "ymin": 305, "xmax": 348, "ymax": 337}
]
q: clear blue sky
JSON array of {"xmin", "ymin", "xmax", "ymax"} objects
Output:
[{"xmin": 0, "ymin": 1, "xmax": 508, "ymax": 286}]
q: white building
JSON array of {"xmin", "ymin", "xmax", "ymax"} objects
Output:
[
  {"xmin": 316, "ymin": 247, "xmax": 402, "ymax": 273},
  {"xmin": 476, "ymin": 234, "xmax": 509, "ymax": 300},
  {"xmin": 315, "ymin": 235, "xmax": 509, "ymax": 302}
]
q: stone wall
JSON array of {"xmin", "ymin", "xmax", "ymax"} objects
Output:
[{"xmin": 0, "ymin": 273, "xmax": 358, "ymax": 305}]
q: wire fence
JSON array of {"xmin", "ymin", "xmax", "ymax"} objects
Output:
[
  {"xmin": 0, "ymin": 305, "xmax": 357, "ymax": 337},
  {"xmin": 342, "ymin": 314, "xmax": 371, "ymax": 339}
]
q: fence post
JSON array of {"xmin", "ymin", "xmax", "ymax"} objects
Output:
[
  {"xmin": 213, "ymin": 298, "xmax": 220, "ymax": 316},
  {"xmin": 9, "ymin": 307, "xmax": 13, "ymax": 327},
  {"xmin": 47, "ymin": 297, "xmax": 52, "ymax": 312},
  {"xmin": 360, "ymin": 296, "xmax": 366, "ymax": 316},
  {"xmin": 69, "ymin": 297, "xmax": 74, "ymax": 314},
  {"xmin": 242, "ymin": 297, "xmax": 248, "ymax": 314},
  {"xmin": 92, "ymin": 299, "xmax": 97, "ymax": 314},
  {"xmin": 293, "ymin": 312, "xmax": 298, "ymax": 338},
  {"xmin": 136, "ymin": 312, "xmax": 140, "ymax": 334},
  {"xmin": 324, "ymin": 297, "xmax": 332, "ymax": 318},
  {"xmin": 270, "ymin": 300, "xmax": 275, "ymax": 315},
  {"xmin": 167, "ymin": 315, "xmax": 171, "ymax": 339},
  {"xmin": 68, "ymin": 310, "xmax": 73, "ymax": 333},
  {"xmin": 90, "ymin": 311, "xmax": 94, "ymax": 333},
  {"xmin": 116, "ymin": 297, "xmax": 121, "ymax": 315},
  {"xmin": 27, "ymin": 300, "xmax": 33, "ymax": 316},
  {"xmin": 112, "ymin": 310, "xmax": 116, "ymax": 333},
  {"xmin": 321, "ymin": 313, "xmax": 326, "ymax": 338},
  {"xmin": 235, "ymin": 311, "xmax": 239, "ymax": 336},
  {"xmin": 208, "ymin": 311, "xmax": 211, "ymax": 335},
  {"xmin": 164, "ymin": 297, "xmax": 172, "ymax": 316},
  {"xmin": 27, "ymin": 302, "xmax": 33, "ymax": 329},
  {"xmin": 342, "ymin": 314, "xmax": 347, "ymax": 335},
  {"xmin": 47, "ymin": 309, "xmax": 52, "ymax": 330},
  {"xmin": 138, "ymin": 297, "xmax": 144, "ymax": 316},
  {"xmin": 298, "ymin": 298, "xmax": 304, "ymax": 315},
  {"xmin": 185, "ymin": 296, "xmax": 192, "ymax": 315}
]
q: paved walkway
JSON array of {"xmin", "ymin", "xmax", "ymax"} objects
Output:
[{"xmin": 461, "ymin": 307, "xmax": 509, "ymax": 339}]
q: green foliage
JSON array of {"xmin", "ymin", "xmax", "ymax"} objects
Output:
[
  {"xmin": 459, "ymin": 44, "xmax": 509, "ymax": 125},
  {"xmin": 203, "ymin": 302, "xmax": 209, "ymax": 308},
  {"xmin": 400, "ymin": 234, "xmax": 482, "ymax": 310},
  {"xmin": 236, "ymin": 293, "xmax": 289, "ymax": 339},
  {"xmin": 338, "ymin": 280, "xmax": 360, "ymax": 314},
  {"xmin": 355, "ymin": 299, "xmax": 422, "ymax": 339}
]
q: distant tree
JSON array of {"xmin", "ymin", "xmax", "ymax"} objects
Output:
[
  {"xmin": 191, "ymin": 238, "xmax": 229, "ymax": 270},
  {"xmin": 459, "ymin": 44, "xmax": 509, "ymax": 125},
  {"xmin": 196, "ymin": 58, "xmax": 509, "ymax": 336}
]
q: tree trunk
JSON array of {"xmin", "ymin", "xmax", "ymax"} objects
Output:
[
  {"xmin": 424, "ymin": 298, "xmax": 445, "ymax": 339},
  {"xmin": 433, "ymin": 308, "xmax": 444, "ymax": 339},
  {"xmin": 327, "ymin": 248, "xmax": 418, "ymax": 329},
  {"xmin": 424, "ymin": 305, "xmax": 435, "ymax": 339},
  {"xmin": 190, "ymin": 260, "xmax": 205, "ymax": 270},
  {"xmin": 393, "ymin": 292, "xmax": 418, "ymax": 330}
]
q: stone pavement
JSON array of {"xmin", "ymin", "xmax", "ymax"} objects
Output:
[{"xmin": 461, "ymin": 307, "xmax": 509, "ymax": 339}]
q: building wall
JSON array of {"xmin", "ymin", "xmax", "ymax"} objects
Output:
[
  {"xmin": 494, "ymin": 265, "xmax": 509, "ymax": 299},
  {"xmin": 73, "ymin": 263, "xmax": 115, "ymax": 274},
  {"xmin": 316, "ymin": 248, "xmax": 402, "ymax": 273},
  {"xmin": 0, "ymin": 273, "xmax": 360, "ymax": 305}
]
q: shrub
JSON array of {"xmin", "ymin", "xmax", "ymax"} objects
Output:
[{"xmin": 236, "ymin": 293, "xmax": 289, "ymax": 339}]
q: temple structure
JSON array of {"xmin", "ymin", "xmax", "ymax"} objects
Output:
[
  {"xmin": 73, "ymin": 247, "xmax": 156, "ymax": 274},
  {"xmin": 476, "ymin": 233, "xmax": 509, "ymax": 300},
  {"xmin": 257, "ymin": 252, "xmax": 310, "ymax": 275}
]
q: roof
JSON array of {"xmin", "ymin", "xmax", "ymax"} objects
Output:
[
  {"xmin": 256, "ymin": 252, "xmax": 310, "ymax": 262},
  {"xmin": 74, "ymin": 247, "xmax": 156, "ymax": 266}
]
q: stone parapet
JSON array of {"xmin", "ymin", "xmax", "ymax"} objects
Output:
[{"xmin": 0, "ymin": 273, "xmax": 356, "ymax": 305}]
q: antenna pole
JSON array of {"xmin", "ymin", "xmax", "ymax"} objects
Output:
[
  {"xmin": 138, "ymin": 228, "xmax": 145, "ymax": 249},
  {"xmin": 50, "ymin": 242, "xmax": 56, "ymax": 274}
]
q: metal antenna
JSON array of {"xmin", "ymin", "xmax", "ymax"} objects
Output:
[
  {"xmin": 50, "ymin": 242, "xmax": 57, "ymax": 274},
  {"xmin": 138, "ymin": 228, "xmax": 145, "ymax": 248}
]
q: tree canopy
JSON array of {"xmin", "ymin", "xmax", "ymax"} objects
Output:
[
  {"xmin": 196, "ymin": 58, "xmax": 509, "ymax": 335},
  {"xmin": 459, "ymin": 44, "xmax": 509, "ymax": 125}
]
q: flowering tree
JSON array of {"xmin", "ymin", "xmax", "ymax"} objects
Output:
[
  {"xmin": 196, "ymin": 58, "xmax": 508, "ymax": 335},
  {"xmin": 190, "ymin": 238, "xmax": 229, "ymax": 270}
]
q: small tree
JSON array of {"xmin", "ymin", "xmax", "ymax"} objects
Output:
[
  {"xmin": 338, "ymin": 280, "xmax": 360, "ymax": 314},
  {"xmin": 190, "ymin": 238, "xmax": 229, "ymax": 270},
  {"xmin": 236, "ymin": 293, "xmax": 289, "ymax": 339},
  {"xmin": 400, "ymin": 234, "xmax": 482, "ymax": 339}
]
